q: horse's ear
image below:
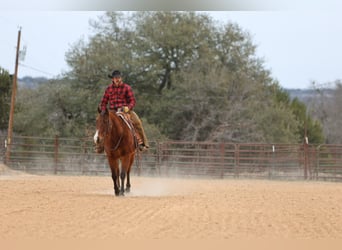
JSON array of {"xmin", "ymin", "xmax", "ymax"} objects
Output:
[{"xmin": 97, "ymin": 105, "xmax": 102, "ymax": 113}]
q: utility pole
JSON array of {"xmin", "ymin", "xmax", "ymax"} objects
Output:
[{"xmin": 5, "ymin": 28, "xmax": 21, "ymax": 164}]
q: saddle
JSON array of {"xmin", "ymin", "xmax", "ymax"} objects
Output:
[{"xmin": 115, "ymin": 111, "xmax": 142, "ymax": 148}]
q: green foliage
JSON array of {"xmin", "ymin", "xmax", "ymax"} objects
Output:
[
  {"xmin": 15, "ymin": 78, "xmax": 100, "ymax": 137},
  {"xmin": 309, "ymin": 81, "xmax": 342, "ymax": 143},
  {"xmin": 0, "ymin": 67, "xmax": 11, "ymax": 130},
  {"xmin": 290, "ymin": 97, "xmax": 324, "ymax": 144}
]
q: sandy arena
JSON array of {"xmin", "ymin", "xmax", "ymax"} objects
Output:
[{"xmin": 1, "ymin": 163, "xmax": 342, "ymax": 239}]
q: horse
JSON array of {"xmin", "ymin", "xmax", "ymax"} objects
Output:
[{"xmin": 94, "ymin": 108, "xmax": 137, "ymax": 196}]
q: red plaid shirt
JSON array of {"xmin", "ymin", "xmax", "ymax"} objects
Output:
[{"xmin": 100, "ymin": 82, "xmax": 136, "ymax": 111}]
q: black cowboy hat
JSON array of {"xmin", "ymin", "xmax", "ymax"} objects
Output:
[{"xmin": 108, "ymin": 70, "xmax": 122, "ymax": 78}]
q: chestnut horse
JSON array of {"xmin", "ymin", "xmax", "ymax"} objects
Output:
[{"xmin": 94, "ymin": 109, "xmax": 137, "ymax": 196}]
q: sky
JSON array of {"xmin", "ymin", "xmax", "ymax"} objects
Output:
[{"xmin": 1, "ymin": 5, "xmax": 342, "ymax": 89}]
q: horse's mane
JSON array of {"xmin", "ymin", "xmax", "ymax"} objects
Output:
[
  {"xmin": 96, "ymin": 111, "xmax": 124, "ymax": 137},
  {"xmin": 96, "ymin": 113, "xmax": 109, "ymax": 136}
]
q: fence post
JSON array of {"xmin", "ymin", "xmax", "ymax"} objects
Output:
[
  {"xmin": 3, "ymin": 138, "xmax": 8, "ymax": 165},
  {"xmin": 54, "ymin": 135, "xmax": 59, "ymax": 174},
  {"xmin": 269, "ymin": 145, "xmax": 275, "ymax": 179},
  {"xmin": 81, "ymin": 138, "xmax": 86, "ymax": 174},
  {"xmin": 304, "ymin": 137, "xmax": 309, "ymax": 180},
  {"xmin": 234, "ymin": 144, "xmax": 239, "ymax": 178},
  {"xmin": 315, "ymin": 145, "xmax": 322, "ymax": 180},
  {"xmin": 220, "ymin": 143, "xmax": 225, "ymax": 178},
  {"xmin": 156, "ymin": 141, "xmax": 161, "ymax": 176},
  {"xmin": 136, "ymin": 152, "xmax": 142, "ymax": 176}
]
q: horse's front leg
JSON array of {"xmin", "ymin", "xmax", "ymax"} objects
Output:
[
  {"xmin": 112, "ymin": 171, "xmax": 120, "ymax": 196},
  {"xmin": 125, "ymin": 154, "xmax": 134, "ymax": 193},
  {"xmin": 109, "ymin": 159, "xmax": 120, "ymax": 196},
  {"xmin": 126, "ymin": 172, "xmax": 131, "ymax": 193},
  {"xmin": 120, "ymin": 171, "xmax": 126, "ymax": 196}
]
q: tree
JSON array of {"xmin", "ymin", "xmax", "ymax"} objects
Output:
[
  {"xmin": 308, "ymin": 81, "xmax": 342, "ymax": 143},
  {"xmin": 15, "ymin": 78, "xmax": 99, "ymax": 138},
  {"xmin": 0, "ymin": 67, "xmax": 12, "ymax": 130},
  {"xmin": 290, "ymin": 97, "xmax": 324, "ymax": 144},
  {"xmin": 131, "ymin": 12, "xmax": 217, "ymax": 93}
]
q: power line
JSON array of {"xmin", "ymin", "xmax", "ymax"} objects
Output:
[{"xmin": 19, "ymin": 63, "xmax": 56, "ymax": 77}]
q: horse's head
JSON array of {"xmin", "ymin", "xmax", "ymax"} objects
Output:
[{"xmin": 94, "ymin": 108, "xmax": 109, "ymax": 153}]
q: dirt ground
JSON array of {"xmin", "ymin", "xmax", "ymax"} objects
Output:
[{"xmin": 1, "ymin": 163, "xmax": 342, "ymax": 239}]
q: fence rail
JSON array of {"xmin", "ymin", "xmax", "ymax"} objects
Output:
[{"xmin": 1, "ymin": 135, "xmax": 342, "ymax": 181}]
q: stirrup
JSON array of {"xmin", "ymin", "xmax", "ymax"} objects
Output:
[{"xmin": 138, "ymin": 144, "xmax": 148, "ymax": 151}]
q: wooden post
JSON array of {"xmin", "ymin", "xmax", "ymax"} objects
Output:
[
  {"xmin": 5, "ymin": 28, "xmax": 21, "ymax": 164},
  {"xmin": 220, "ymin": 143, "xmax": 225, "ymax": 178},
  {"xmin": 304, "ymin": 119, "xmax": 309, "ymax": 180},
  {"xmin": 54, "ymin": 135, "xmax": 59, "ymax": 174}
]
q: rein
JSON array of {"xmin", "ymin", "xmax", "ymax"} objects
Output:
[
  {"xmin": 102, "ymin": 114, "xmax": 123, "ymax": 152},
  {"xmin": 111, "ymin": 134, "xmax": 123, "ymax": 151}
]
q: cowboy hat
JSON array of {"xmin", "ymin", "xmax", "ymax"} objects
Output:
[{"xmin": 108, "ymin": 70, "xmax": 122, "ymax": 78}]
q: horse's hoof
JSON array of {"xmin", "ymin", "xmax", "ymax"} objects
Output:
[{"xmin": 125, "ymin": 188, "xmax": 130, "ymax": 193}]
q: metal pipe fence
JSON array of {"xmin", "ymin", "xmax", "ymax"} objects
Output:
[{"xmin": 1, "ymin": 135, "xmax": 342, "ymax": 181}]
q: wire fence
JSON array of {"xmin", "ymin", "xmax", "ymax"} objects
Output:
[{"xmin": 1, "ymin": 135, "xmax": 342, "ymax": 181}]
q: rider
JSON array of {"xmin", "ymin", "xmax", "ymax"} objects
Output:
[{"xmin": 99, "ymin": 70, "xmax": 149, "ymax": 151}]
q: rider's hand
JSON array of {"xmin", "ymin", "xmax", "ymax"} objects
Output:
[
  {"xmin": 100, "ymin": 110, "xmax": 106, "ymax": 116},
  {"xmin": 123, "ymin": 106, "xmax": 129, "ymax": 113}
]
